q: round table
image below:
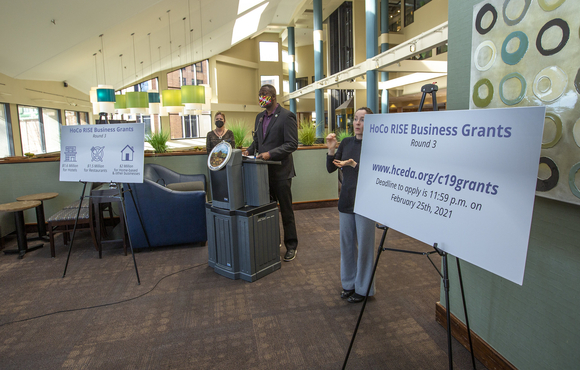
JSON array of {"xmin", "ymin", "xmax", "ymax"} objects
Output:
[
  {"xmin": 0, "ymin": 200, "xmax": 44, "ymax": 259},
  {"xmin": 16, "ymin": 192, "xmax": 58, "ymax": 240}
]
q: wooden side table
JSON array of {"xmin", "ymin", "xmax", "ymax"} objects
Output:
[
  {"xmin": 0, "ymin": 200, "xmax": 44, "ymax": 259},
  {"xmin": 16, "ymin": 192, "xmax": 58, "ymax": 240}
]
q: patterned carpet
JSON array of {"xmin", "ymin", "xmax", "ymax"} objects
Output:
[{"xmin": 0, "ymin": 207, "xmax": 485, "ymax": 369}]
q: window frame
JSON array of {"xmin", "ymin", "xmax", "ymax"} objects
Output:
[
  {"xmin": 0, "ymin": 103, "xmax": 14, "ymax": 157},
  {"xmin": 17, "ymin": 105, "xmax": 62, "ymax": 155}
]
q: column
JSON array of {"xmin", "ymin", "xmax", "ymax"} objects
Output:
[
  {"xmin": 366, "ymin": 0, "xmax": 378, "ymax": 113},
  {"xmin": 288, "ymin": 27, "xmax": 297, "ymax": 114},
  {"xmin": 380, "ymin": 0, "xmax": 390, "ymax": 113},
  {"xmin": 313, "ymin": 0, "xmax": 324, "ymax": 139}
]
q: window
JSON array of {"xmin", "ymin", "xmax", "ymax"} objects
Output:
[
  {"xmin": 165, "ymin": 60, "xmax": 210, "ymax": 139},
  {"xmin": 404, "ymin": 0, "xmax": 432, "ymax": 27},
  {"xmin": 0, "ymin": 103, "xmax": 14, "ymax": 157},
  {"xmin": 388, "ymin": 1, "xmax": 402, "ymax": 32},
  {"xmin": 260, "ymin": 75, "xmax": 279, "ymax": 93},
  {"xmin": 65, "ymin": 110, "xmax": 89, "ymax": 126},
  {"xmin": 408, "ymin": 49, "xmax": 432, "ymax": 60},
  {"xmin": 436, "ymin": 43, "xmax": 448, "ymax": 55},
  {"xmin": 18, "ymin": 106, "xmax": 61, "ymax": 155},
  {"xmin": 259, "ymin": 42, "xmax": 279, "ymax": 62},
  {"xmin": 295, "ymin": 77, "xmax": 309, "ymax": 90}
]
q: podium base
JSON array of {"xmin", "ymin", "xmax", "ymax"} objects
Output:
[{"xmin": 206, "ymin": 202, "xmax": 281, "ymax": 282}]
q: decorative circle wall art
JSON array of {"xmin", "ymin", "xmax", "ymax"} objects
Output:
[{"xmin": 471, "ymin": 0, "xmax": 580, "ymax": 205}]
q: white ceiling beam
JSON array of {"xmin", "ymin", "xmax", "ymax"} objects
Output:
[{"xmin": 283, "ymin": 21, "xmax": 448, "ymax": 101}]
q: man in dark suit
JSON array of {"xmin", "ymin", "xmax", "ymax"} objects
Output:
[{"xmin": 244, "ymin": 84, "xmax": 299, "ymax": 261}]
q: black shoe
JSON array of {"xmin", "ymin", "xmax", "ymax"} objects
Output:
[
  {"xmin": 283, "ymin": 249, "xmax": 297, "ymax": 261},
  {"xmin": 347, "ymin": 293, "xmax": 365, "ymax": 303},
  {"xmin": 340, "ymin": 289, "xmax": 355, "ymax": 299}
]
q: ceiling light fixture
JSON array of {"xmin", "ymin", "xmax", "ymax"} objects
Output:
[
  {"xmin": 90, "ymin": 53, "xmax": 100, "ymax": 115},
  {"xmin": 94, "ymin": 34, "xmax": 115, "ymax": 115},
  {"xmin": 161, "ymin": 10, "xmax": 184, "ymax": 114},
  {"xmin": 115, "ymin": 54, "xmax": 129, "ymax": 115},
  {"xmin": 127, "ymin": 33, "xmax": 149, "ymax": 115}
]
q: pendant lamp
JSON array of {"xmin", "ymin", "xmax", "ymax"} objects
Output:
[
  {"xmin": 126, "ymin": 91, "xmax": 149, "ymax": 114},
  {"xmin": 96, "ymin": 85, "xmax": 116, "ymax": 114},
  {"xmin": 160, "ymin": 10, "xmax": 184, "ymax": 114},
  {"xmin": 181, "ymin": 85, "xmax": 205, "ymax": 111},
  {"xmin": 162, "ymin": 89, "xmax": 184, "ymax": 113},
  {"xmin": 115, "ymin": 94, "xmax": 130, "ymax": 114},
  {"xmin": 148, "ymin": 90, "xmax": 160, "ymax": 114},
  {"xmin": 90, "ymin": 87, "xmax": 99, "ymax": 115}
]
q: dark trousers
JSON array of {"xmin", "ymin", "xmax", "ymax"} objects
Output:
[{"xmin": 269, "ymin": 178, "xmax": 298, "ymax": 250}]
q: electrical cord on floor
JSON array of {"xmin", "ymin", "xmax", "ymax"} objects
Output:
[{"xmin": 0, "ymin": 262, "xmax": 208, "ymax": 328}]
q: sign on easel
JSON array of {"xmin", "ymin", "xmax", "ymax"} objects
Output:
[
  {"xmin": 59, "ymin": 123, "xmax": 145, "ymax": 183},
  {"xmin": 354, "ymin": 107, "xmax": 545, "ymax": 285}
]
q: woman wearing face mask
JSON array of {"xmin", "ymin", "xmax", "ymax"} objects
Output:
[
  {"xmin": 326, "ymin": 107, "xmax": 376, "ymax": 303},
  {"xmin": 206, "ymin": 111, "xmax": 235, "ymax": 153}
]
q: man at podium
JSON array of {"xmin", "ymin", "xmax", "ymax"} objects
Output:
[{"xmin": 244, "ymin": 84, "xmax": 299, "ymax": 262}]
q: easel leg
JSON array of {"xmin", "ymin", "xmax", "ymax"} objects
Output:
[
  {"xmin": 117, "ymin": 186, "xmax": 140, "ymax": 285},
  {"xmin": 126, "ymin": 183, "xmax": 152, "ymax": 249},
  {"xmin": 342, "ymin": 225, "xmax": 389, "ymax": 370},
  {"xmin": 456, "ymin": 258, "xmax": 477, "ymax": 369},
  {"xmin": 442, "ymin": 251, "xmax": 453, "ymax": 370},
  {"xmin": 62, "ymin": 182, "xmax": 88, "ymax": 278}
]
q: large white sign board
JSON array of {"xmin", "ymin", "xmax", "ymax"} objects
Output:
[
  {"xmin": 355, "ymin": 107, "xmax": 545, "ymax": 285},
  {"xmin": 59, "ymin": 123, "xmax": 145, "ymax": 183}
]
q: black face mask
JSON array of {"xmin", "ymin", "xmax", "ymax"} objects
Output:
[{"xmin": 215, "ymin": 120, "xmax": 224, "ymax": 128}]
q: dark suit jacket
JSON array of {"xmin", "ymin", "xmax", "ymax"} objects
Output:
[{"xmin": 247, "ymin": 104, "xmax": 298, "ymax": 182}]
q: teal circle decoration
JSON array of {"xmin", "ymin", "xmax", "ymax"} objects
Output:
[
  {"xmin": 472, "ymin": 79, "xmax": 494, "ymax": 107},
  {"xmin": 501, "ymin": 31, "xmax": 528, "ymax": 65},
  {"xmin": 499, "ymin": 72, "xmax": 526, "ymax": 105}
]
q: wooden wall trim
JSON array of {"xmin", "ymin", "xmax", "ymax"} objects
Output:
[{"xmin": 435, "ymin": 302, "xmax": 518, "ymax": 370}]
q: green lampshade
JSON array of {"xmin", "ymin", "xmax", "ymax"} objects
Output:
[
  {"xmin": 162, "ymin": 89, "xmax": 182, "ymax": 106},
  {"xmin": 126, "ymin": 91, "xmax": 149, "ymax": 108},
  {"xmin": 114, "ymin": 94, "xmax": 127, "ymax": 109},
  {"xmin": 96, "ymin": 87, "xmax": 116, "ymax": 102},
  {"xmin": 181, "ymin": 85, "xmax": 205, "ymax": 104},
  {"xmin": 161, "ymin": 89, "xmax": 183, "ymax": 113}
]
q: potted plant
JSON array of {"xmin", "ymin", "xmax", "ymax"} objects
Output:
[
  {"xmin": 145, "ymin": 130, "xmax": 170, "ymax": 153},
  {"xmin": 298, "ymin": 120, "xmax": 317, "ymax": 146},
  {"xmin": 229, "ymin": 120, "xmax": 250, "ymax": 149}
]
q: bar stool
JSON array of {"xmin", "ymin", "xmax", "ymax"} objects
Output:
[
  {"xmin": 16, "ymin": 192, "xmax": 59, "ymax": 241},
  {"xmin": 0, "ymin": 200, "xmax": 44, "ymax": 259}
]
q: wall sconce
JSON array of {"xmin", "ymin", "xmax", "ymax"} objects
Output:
[{"xmin": 410, "ymin": 43, "xmax": 416, "ymax": 53}]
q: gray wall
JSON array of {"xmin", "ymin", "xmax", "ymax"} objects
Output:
[
  {"xmin": 446, "ymin": 1, "xmax": 580, "ymax": 369},
  {"xmin": 0, "ymin": 148, "xmax": 338, "ymax": 237}
]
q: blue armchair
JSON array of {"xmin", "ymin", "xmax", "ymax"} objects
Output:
[{"xmin": 123, "ymin": 164, "xmax": 207, "ymax": 249}]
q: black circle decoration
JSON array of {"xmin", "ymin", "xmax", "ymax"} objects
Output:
[
  {"xmin": 574, "ymin": 68, "xmax": 580, "ymax": 95},
  {"xmin": 476, "ymin": 3, "xmax": 498, "ymax": 35},
  {"xmin": 536, "ymin": 18, "xmax": 570, "ymax": 56},
  {"xmin": 537, "ymin": 157, "xmax": 559, "ymax": 192}
]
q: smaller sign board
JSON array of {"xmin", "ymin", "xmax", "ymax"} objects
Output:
[{"xmin": 59, "ymin": 123, "xmax": 145, "ymax": 183}]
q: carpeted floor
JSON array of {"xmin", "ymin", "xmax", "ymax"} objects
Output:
[{"xmin": 0, "ymin": 207, "xmax": 485, "ymax": 370}]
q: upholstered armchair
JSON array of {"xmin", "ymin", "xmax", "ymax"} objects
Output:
[{"xmin": 123, "ymin": 164, "xmax": 207, "ymax": 249}]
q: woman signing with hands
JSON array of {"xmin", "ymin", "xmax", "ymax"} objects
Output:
[{"xmin": 326, "ymin": 107, "xmax": 376, "ymax": 303}]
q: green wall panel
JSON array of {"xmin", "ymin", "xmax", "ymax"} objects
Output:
[
  {"xmin": 447, "ymin": 1, "xmax": 580, "ymax": 368},
  {"xmin": 1, "ymin": 148, "xmax": 337, "ymax": 236}
]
